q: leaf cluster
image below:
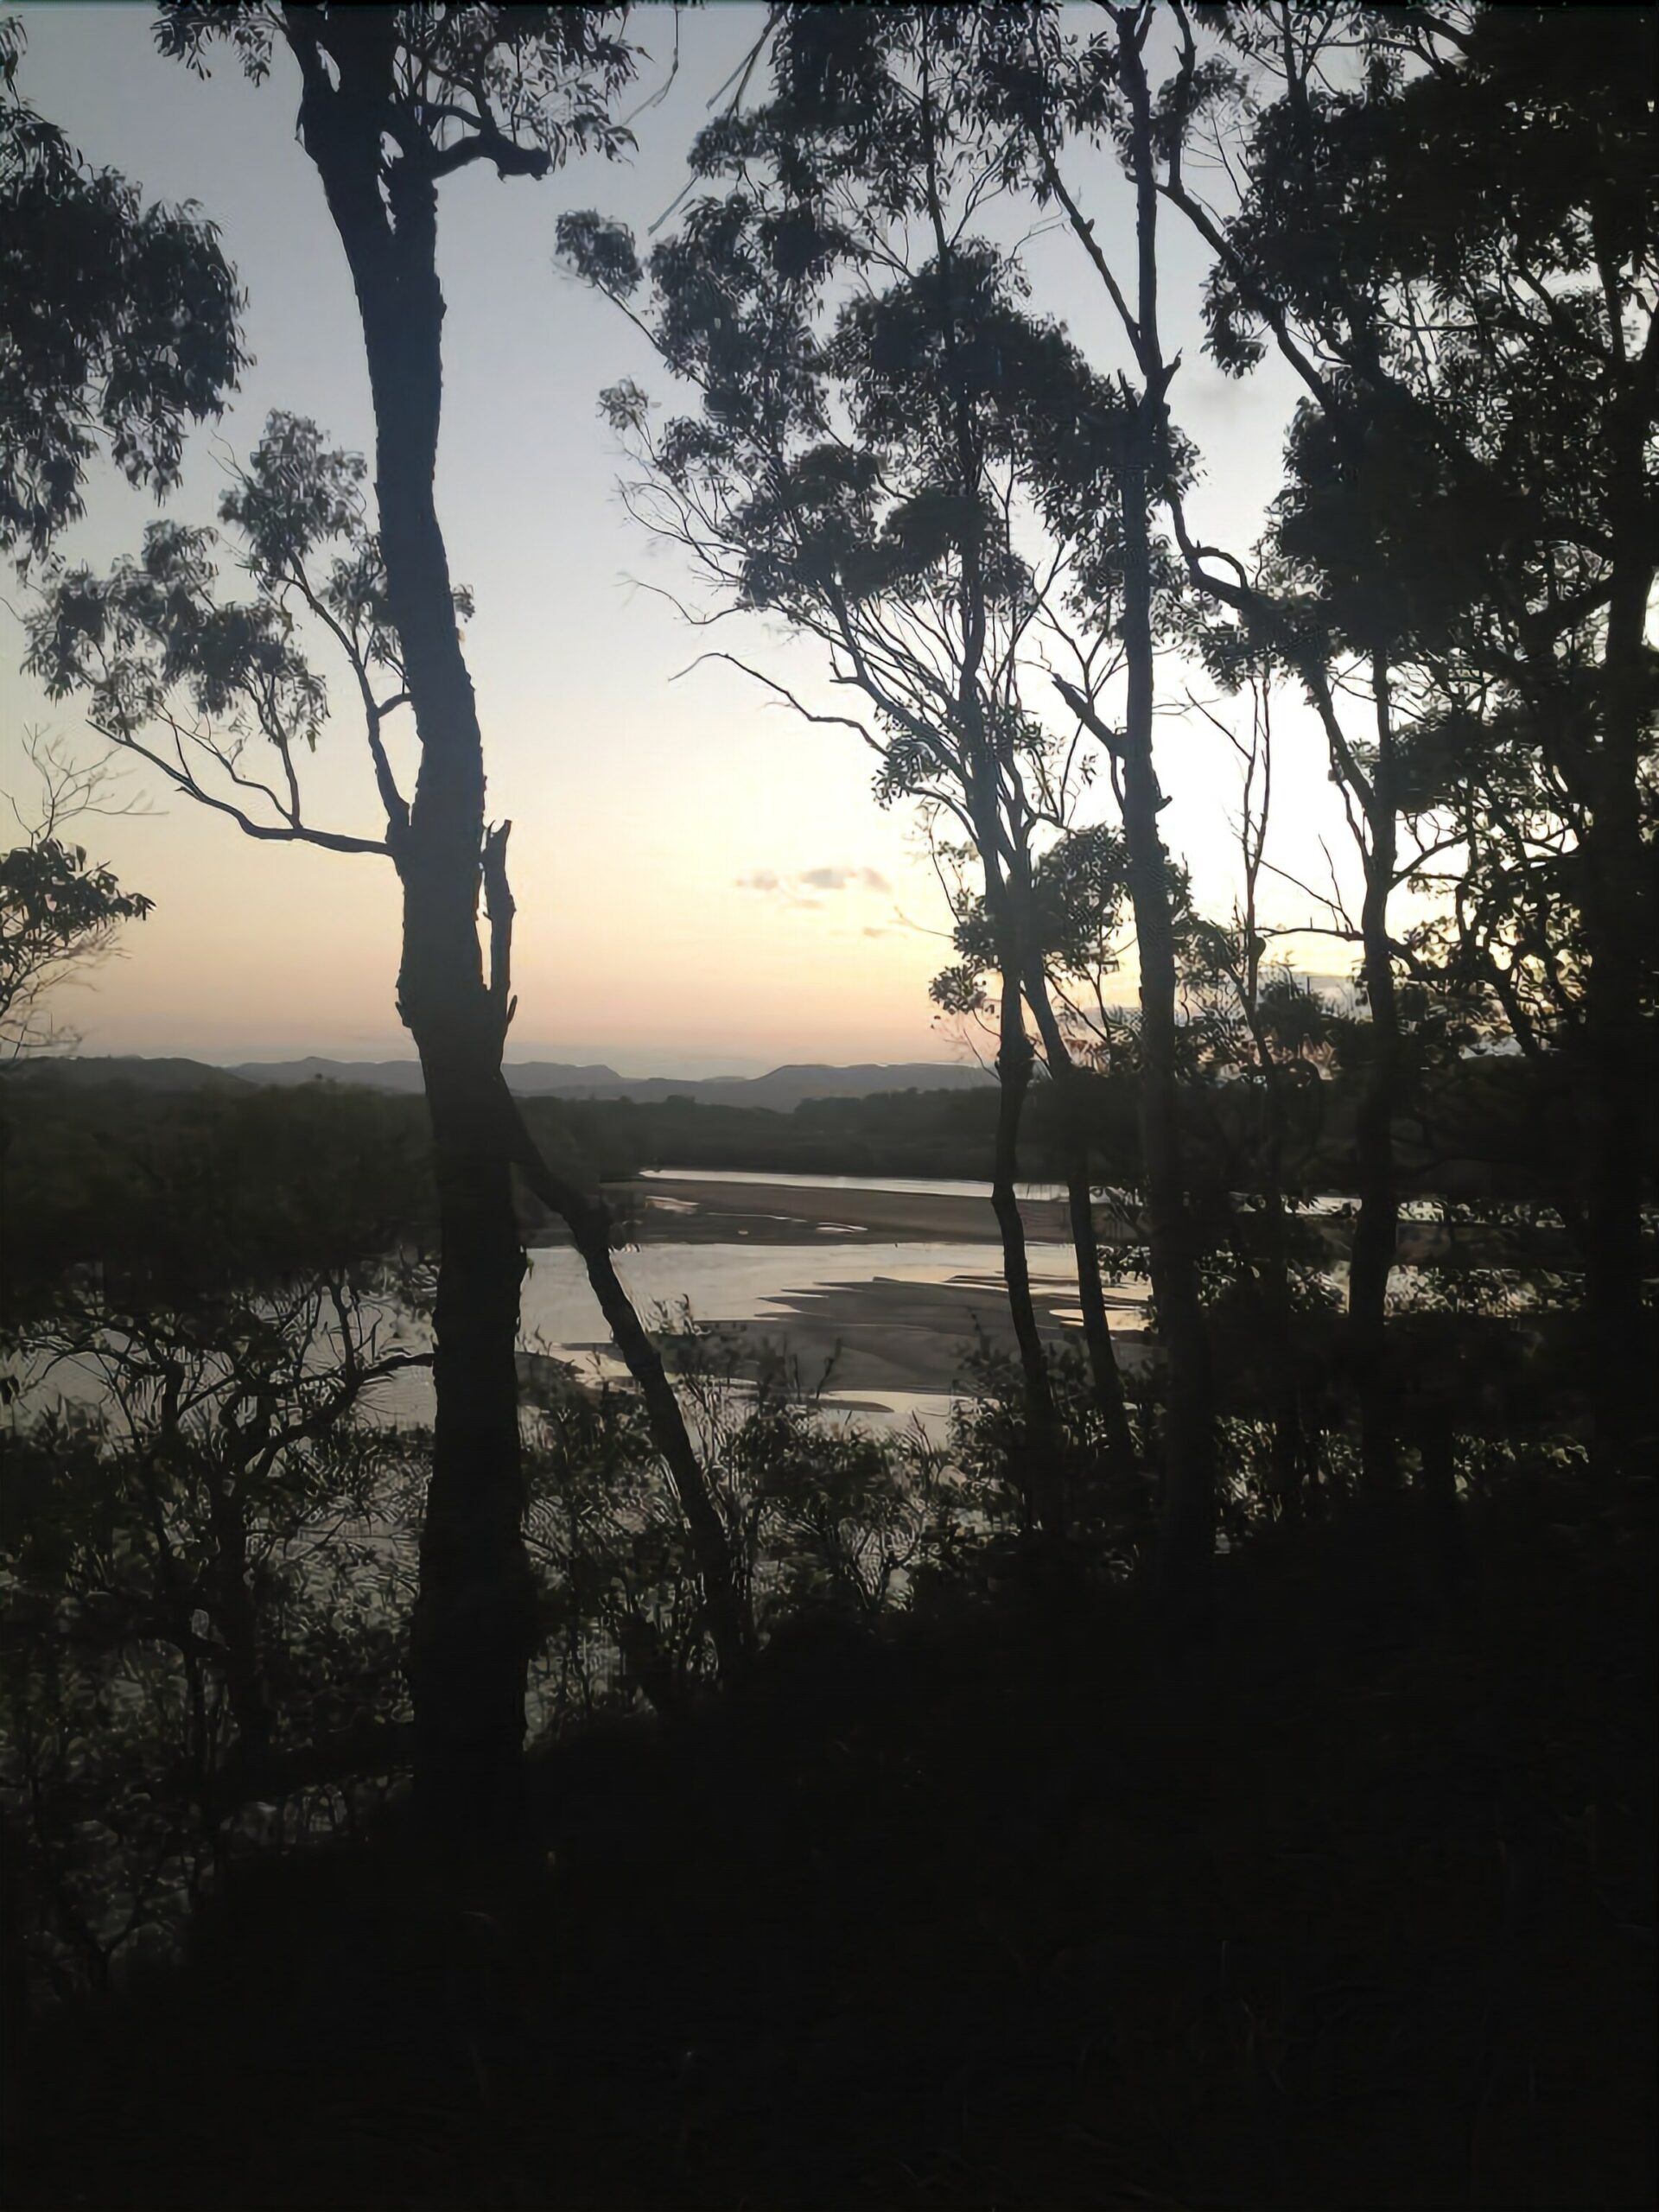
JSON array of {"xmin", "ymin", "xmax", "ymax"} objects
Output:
[{"xmin": 0, "ymin": 15, "xmax": 245, "ymax": 561}]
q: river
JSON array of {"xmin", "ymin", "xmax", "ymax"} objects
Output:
[{"xmin": 22, "ymin": 1171, "xmax": 1151, "ymax": 1441}]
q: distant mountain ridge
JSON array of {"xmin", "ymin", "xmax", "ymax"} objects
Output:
[
  {"xmin": 12, "ymin": 1054, "xmax": 995, "ymax": 1110},
  {"xmin": 4, "ymin": 1056, "xmax": 252, "ymax": 1094},
  {"xmin": 232, "ymin": 1057, "xmax": 995, "ymax": 1110}
]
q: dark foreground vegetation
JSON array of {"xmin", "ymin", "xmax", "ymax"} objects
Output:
[
  {"xmin": 4, "ymin": 1503, "xmax": 1652, "ymax": 2212},
  {"xmin": 3, "ymin": 2, "xmax": 1655, "ymax": 2206}
]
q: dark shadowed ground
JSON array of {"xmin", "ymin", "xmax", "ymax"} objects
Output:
[{"xmin": 9, "ymin": 1478, "xmax": 1654, "ymax": 2212}]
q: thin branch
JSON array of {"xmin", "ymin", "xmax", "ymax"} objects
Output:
[{"xmin": 87, "ymin": 717, "xmax": 388, "ymax": 858}]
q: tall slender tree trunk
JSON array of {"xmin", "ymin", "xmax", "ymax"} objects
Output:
[
  {"xmin": 203, "ymin": 1459, "xmax": 274, "ymax": 1796},
  {"xmin": 308, "ymin": 126, "xmax": 534, "ymax": 1847},
  {"xmin": 918, "ymin": 53, "xmax": 1069, "ymax": 1535},
  {"xmin": 1580, "ymin": 381, "xmax": 1655, "ymax": 1473},
  {"xmin": 1580, "ymin": 835, "xmax": 1649, "ymax": 1478},
  {"xmin": 291, "ymin": 39, "xmax": 743, "ymax": 1855},
  {"xmin": 1237, "ymin": 1014, "xmax": 1306, "ymax": 1516},
  {"xmin": 1349, "ymin": 666, "xmax": 1402, "ymax": 1498},
  {"xmin": 1058, "ymin": 1131, "xmax": 1135, "ymax": 1459},
  {"xmin": 1262, "ymin": 1205, "xmax": 1306, "ymax": 1516},
  {"xmin": 1117, "ymin": 457, "xmax": 1216, "ymax": 1603}
]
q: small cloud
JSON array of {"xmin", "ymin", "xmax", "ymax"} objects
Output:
[
  {"xmin": 862, "ymin": 925, "xmax": 890, "ymax": 939},
  {"xmin": 741, "ymin": 862, "xmax": 893, "ymax": 900}
]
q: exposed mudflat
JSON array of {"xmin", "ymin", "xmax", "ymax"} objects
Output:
[
  {"xmin": 611, "ymin": 1173, "xmax": 1080, "ymax": 1247},
  {"xmin": 642, "ymin": 1267, "xmax": 1154, "ymax": 1399}
]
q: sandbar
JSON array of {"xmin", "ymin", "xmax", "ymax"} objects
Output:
[{"xmin": 608, "ymin": 1175, "xmax": 1079, "ymax": 1247}]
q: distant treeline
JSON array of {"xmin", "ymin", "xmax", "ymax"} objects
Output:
[
  {"xmin": 3, "ymin": 1053, "xmax": 1624, "ymax": 1298},
  {"xmin": 555, "ymin": 1084, "xmax": 1007, "ymax": 1183},
  {"xmin": 3, "ymin": 1077, "xmax": 1010, "ymax": 1287},
  {"xmin": 558, "ymin": 1055, "xmax": 1605, "ymax": 1203}
]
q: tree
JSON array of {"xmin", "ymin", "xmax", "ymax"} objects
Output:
[
  {"xmin": 940, "ymin": 693, "xmax": 1338, "ymax": 1519},
  {"xmin": 1178, "ymin": 2, "xmax": 1657, "ymax": 1470},
  {"xmin": 0, "ymin": 14, "xmax": 245, "ymax": 565},
  {"xmin": 1158, "ymin": 672, "xmax": 1336, "ymax": 1516},
  {"xmin": 0, "ymin": 739, "xmax": 153, "ymax": 1317},
  {"xmin": 1, "ymin": 737, "xmax": 152, "ymax": 1065},
  {"xmin": 966, "ymin": 2, "xmax": 1223, "ymax": 1599},
  {"xmin": 562, "ymin": 9, "xmax": 1144, "ymax": 1519},
  {"xmin": 0, "ymin": 1080, "xmax": 435, "ymax": 2002},
  {"xmin": 28, "ymin": 398, "xmax": 748, "ymax": 1856}
]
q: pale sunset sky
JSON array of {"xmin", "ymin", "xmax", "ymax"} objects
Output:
[{"xmin": 3, "ymin": 3, "xmax": 1357, "ymax": 1074}]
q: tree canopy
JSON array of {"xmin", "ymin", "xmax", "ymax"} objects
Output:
[{"xmin": 0, "ymin": 14, "xmax": 245, "ymax": 563}]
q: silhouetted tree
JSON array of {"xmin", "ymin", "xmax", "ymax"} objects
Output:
[
  {"xmin": 0, "ymin": 15, "xmax": 245, "ymax": 564},
  {"xmin": 1163, "ymin": 674, "xmax": 1335, "ymax": 1514},
  {"xmin": 1, "ymin": 738, "xmax": 151, "ymax": 1065},
  {"xmin": 0, "ymin": 739, "xmax": 153, "ymax": 1319},
  {"xmin": 1179, "ymin": 1, "xmax": 1657, "ymax": 1471},
  {"xmin": 562, "ymin": 10, "xmax": 1145, "ymax": 1512},
  {"xmin": 968, "ymin": 3, "xmax": 1222, "ymax": 1599},
  {"xmin": 1, "ymin": 1095, "xmax": 433, "ymax": 2003},
  {"xmin": 28, "ymin": 397, "xmax": 749, "ymax": 1851}
]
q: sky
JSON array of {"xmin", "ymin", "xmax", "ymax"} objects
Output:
[{"xmin": 3, "ymin": 3, "xmax": 1359, "ymax": 1074}]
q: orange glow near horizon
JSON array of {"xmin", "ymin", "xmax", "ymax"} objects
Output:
[{"xmin": 3, "ymin": 4, "xmax": 1366, "ymax": 1077}]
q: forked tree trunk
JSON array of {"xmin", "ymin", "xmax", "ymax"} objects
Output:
[
  {"xmin": 918, "ymin": 70, "xmax": 1070, "ymax": 1536},
  {"xmin": 308, "ymin": 117, "xmax": 537, "ymax": 1847},
  {"xmin": 291, "ymin": 32, "xmax": 744, "ymax": 1858}
]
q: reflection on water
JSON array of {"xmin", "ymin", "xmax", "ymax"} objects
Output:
[
  {"xmin": 23, "ymin": 1219, "xmax": 1150, "ymax": 1443},
  {"xmin": 641, "ymin": 1166, "xmax": 1071, "ymax": 1203}
]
